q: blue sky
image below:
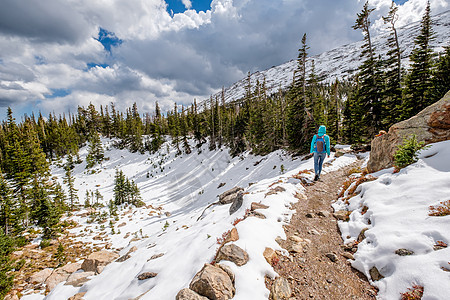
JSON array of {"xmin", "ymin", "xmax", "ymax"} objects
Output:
[
  {"xmin": 0, "ymin": 0, "xmax": 446, "ymax": 119},
  {"xmin": 166, "ymin": 0, "xmax": 213, "ymax": 14}
]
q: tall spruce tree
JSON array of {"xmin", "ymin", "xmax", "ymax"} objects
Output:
[
  {"xmin": 382, "ymin": 1, "xmax": 403, "ymax": 127},
  {"xmin": 86, "ymin": 130, "xmax": 104, "ymax": 168},
  {"xmin": 402, "ymin": 1, "xmax": 435, "ymax": 118},
  {"xmin": 352, "ymin": 1, "xmax": 383, "ymax": 139},
  {"xmin": 431, "ymin": 45, "xmax": 450, "ymax": 100}
]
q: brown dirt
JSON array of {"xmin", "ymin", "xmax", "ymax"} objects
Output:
[{"xmin": 266, "ymin": 159, "xmax": 378, "ymax": 299}]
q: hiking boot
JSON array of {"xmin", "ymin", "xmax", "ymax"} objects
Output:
[{"xmin": 314, "ymin": 175, "xmax": 318, "ymax": 181}]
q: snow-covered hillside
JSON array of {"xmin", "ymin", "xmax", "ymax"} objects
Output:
[
  {"xmin": 204, "ymin": 10, "xmax": 450, "ymax": 104},
  {"xmin": 334, "ymin": 140, "xmax": 450, "ymax": 299},
  {"xmin": 21, "ymin": 139, "xmax": 356, "ymax": 299}
]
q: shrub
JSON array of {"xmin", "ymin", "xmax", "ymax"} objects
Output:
[
  {"xmin": 400, "ymin": 285, "xmax": 424, "ymax": 300},
  {"xmin": 429, "ymin": 200, "xmax": 450, "ymax": 216},
  {"xmin": 394, "ymin": 135, "xmax": 427, "ymax": 170}
]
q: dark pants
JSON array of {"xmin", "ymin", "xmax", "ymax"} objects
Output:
[{"xmin": 314, "ymin": 152, "xmax": 326, "ymax": 177}]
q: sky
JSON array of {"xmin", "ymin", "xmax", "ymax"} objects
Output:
[{"xmin": 0, "ymin": 0, "xmax": 448, "ymax": 120}]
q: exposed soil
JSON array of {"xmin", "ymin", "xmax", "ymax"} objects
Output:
[{"xmin": 266, "ymin": 159, "xmax": 378, "ymax": 299}]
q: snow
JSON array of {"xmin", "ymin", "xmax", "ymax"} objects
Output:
[
  {"xmin": 18, "ymin": 138, "xmax": 356, "ymax": 300},
  {"xmin": 333, "ymin": 140, "xmax": 450, "ymax": 300}
]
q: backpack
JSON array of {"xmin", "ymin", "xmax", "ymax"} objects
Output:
[{"xmin": 315, "ymin": 135, "xmax": 326, "ymax": 153}]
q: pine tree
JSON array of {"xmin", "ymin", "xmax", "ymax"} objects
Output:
[
  {"xmin": 431, "ymin": 46, "xmax": 450, "ymax": 100},
  {"xmin": 402, "ymin": 1, "xmax": 435, "ymax": 118},
  {"xmin": 382, "ymin": 1, "xmax": 403, "ymax": 127},
  {"xmin": 0, "ymin": 173, "xmax": 19, "ymax": 235},
  {"xmin": 114, "ymin": 169, "xmax": 126, "ymax": 205},
  {"xmin": 0, "ymin": 231, "xmax": 15, "ymax": 299},
  {"xmin": 86, "ymin": 130, "xmax": 104, "ymax": 169},
  {"xmin": 352, "ymin": 1, "xmax": 383, "ymax": 138},
  {"xmin": 63, "ymin": 162, "xmax": 78, "ymax": 210}
]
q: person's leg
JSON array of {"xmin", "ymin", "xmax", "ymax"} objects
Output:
[
  {"xmin": 317, "ymin": 153, "xmax": 326, "ymax": 178},
  {"xmin": 313, "ymin": 152, "xmax": 319, "ymax": 180}
]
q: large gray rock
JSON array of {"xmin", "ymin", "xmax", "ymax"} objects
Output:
[
  {"xmin": 65, "ymin": 271, "xmax": 95, "ymax": 287},
  {"xmin": 229, "ymin": 192, "xmax": 243, "ymax": 215},
  {"xmin": 368, "ymin": 91, "xmax": 450, "ymax": 172},
  {"xmin": 176, "ymin": 288, "xmax": 209, "ymax": 300},
  {"xmin": 216, "ymin": 244, "xmax": 249, "ymax": 266},
  {"xmin": 81, "ymin": 250, "xmax": 119, "ymax": 274},
  {"xmin": 45, "ymin": 269, "xmax": 70, "ymax": 291},
  {"xmin": 219, "ymin": 187, "xmax": 244, "ymax": 204},
  {"xmin": 189, "ymin": 264, "xmax": 235, "ymax": 300}
]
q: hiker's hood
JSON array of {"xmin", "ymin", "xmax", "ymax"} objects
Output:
[{"xmin": 318, "ymin": 125, "xmax": 326, "ymax": 136}]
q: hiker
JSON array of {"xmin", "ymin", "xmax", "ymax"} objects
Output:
[{"xmin": 310, "ymin": 125, "xmax": 330, "ymax": 181}]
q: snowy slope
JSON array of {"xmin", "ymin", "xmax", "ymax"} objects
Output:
[
  {"xmin": 21, "ymin": 139, "xmax": 356, "ymax": 300},
  {"xmin": 204, "ymin": 10, "xmax": 450, "ymax": 104},
  {"xmin": 333, "ymin": 141, "xmax": 450, "ymax": 299}
]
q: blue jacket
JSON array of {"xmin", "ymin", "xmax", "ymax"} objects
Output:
[{"xmin": 310, "ymin": 126, "xmax": 331, "ymax": 155}]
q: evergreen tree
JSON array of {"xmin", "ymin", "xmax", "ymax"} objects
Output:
[
  {"xmin": 86, "ymin": 131, "xmax": 104, "ymax": 169},
  {"xmin": 431, "ymin": 46, "xmax": 450, "ymax": 100},
  {"xmin": 402, "ymin": 1, "xmax": 435, "ymax": 118},
  {"xmin": 352, "ymin": 1, "xmax": 383, "ymax": 138},
  {"xmin": 63, "ymin": 161, "xmax": 78, "ymax": 210},
  {"xmin": 382, "ymin": 1, "xmax": 403, "ymax": 127},
  {"xmin": 0, "ymin": 231, "xmax": 15, "ymax": 299},
  {"xmin": 114, "ymin": 169, "xmax": 127, "ymax": 205},
  {"xmin": 0, "ymin": 173, "xmax": 18, "ymax": 236}
]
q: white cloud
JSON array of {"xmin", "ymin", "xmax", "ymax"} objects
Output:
[
  {"xmin": 1, "ymin": 0, "xmax": 448, "ymax": 120},
  {"xmin": 182, "ymin": 0, "xmax": 193, "ymax": 9}
]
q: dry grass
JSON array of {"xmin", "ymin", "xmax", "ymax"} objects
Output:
[
  {"xmin": 429, "ymin": 200, "xmax": 450, "ymax": 216},
  {"xmin": 400, "ymin": 285, "xmax": 424, "ymax": 300}
]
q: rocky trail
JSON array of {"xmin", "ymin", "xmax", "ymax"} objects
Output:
[{"xmin": 267, "ymin": 159, "xmax": 378, "ymax": 299}]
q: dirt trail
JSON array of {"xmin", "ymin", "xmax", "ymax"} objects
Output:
[{"xmin": 268, "ymin": 159, "xmax": 378, "ymax": 299}]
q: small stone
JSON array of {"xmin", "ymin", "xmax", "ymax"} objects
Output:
[
  {"xmin": 305, "ymin": 213, "xmax": 314, "ymax": 218},
  {"xmin": 270, "ymin": 277, "xmax": 292, "ymax": 300},
  {"xmin": 342, "ymin": 252, "xmax": 355, "ymax": 260},
  {"xmin": 251, "ymin": 202, "xmax": 269, "ymax": 210},
  {"xmin": 318, "ymin": 211, "xmax": 331, "ymax": 218},
  {"xmin": 369, "ymin": 266, "xmax": 384, "ymax": 281},
  {"xmin": 357, "ymin": 228, "xmax": 369, "ymax": 243},
  {"xmin": 325, "ymin": 253, "xmax": 338, "ymax": 262},
  {"xmin": 176, "ymin": 288, "xmax": 209, "ymax": 300},
  {"xmin": 217, "ymin": 264, "xmax": 235, "ymax": 284},
  {"xmin": 395, "ymin": 248, "xmax": 414, "ymax": 256},
  {"xmin": 333, "ymin": 210, "xmax": 350, "ymax": 221},
  {"xmin": 263, "ymin": 247, "xmax": 279, "ymax": 265},
  {"xmin": 275, "ymin": 236, "xmax": 284, "ymax": 245},
  {"xmin": 289, "ymin": 236, "xmax": 303, "ymax": 243},
  {"xmin": 148, "ymin": 253, "xmax": 165, "ymax": 261},
  {"xmin": 68, "ymin": 292, "xmax": 86, "ymax": 300},
  {"xmin": 216, "ymin": 244, "xmax": 249, "ymax": 266},
  {"xmin": 137, "ymin": 272, "xmax": 158, "ymax": 280},
  {"xmin": 190, "ymin": 264, "xmax": 235, "ymax": 300},
  {"xmin": 287, "ymin": 243, "xmax": 303, "ymax": 254},
  {"xmin": 326, "ymin": 278, "xmax": 333, "ymax": 283},
  {"xmin": 308, "ymin": 229, "xmax": 320, "ymax": 235}
]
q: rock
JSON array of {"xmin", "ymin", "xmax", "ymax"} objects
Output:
[
  {"xmin": 357, "ymin": 228, "xmax": 369, "ymax": 243},
  {"xmin": 217, "ymin": 264, "xmax": 235, "ymax": 284},
  {"xmin": 307, "ymin": 229, "xmax": 320, "ymax": 235},
  {"xmin": 27, "ymin": 268, "xmax": 53, "ymax": 284},
  {"xmin": 369, "ymin": 266, "xmax": 384, "ymax": 281},
  {"xmin": 176, "ymin": 288, "xmax": 209, "ymax": 300},
  {"xmin": 325, "ymin": 253, "xmax": 338, "ymax": 262},
  {"xmin": 4, "ymin": 291, "xmax": 19, "ymax": 300},
  {"xmin": 45, "ymin": 269, "xmax": 70, "ymax": 291},
  {"xmin": 335, "ymin": 151, "xmax": 344, "ymax": 158},
  {"xmin": 216, "ymin": 244, "xmax": 249, "ymax": 266},
  {"xmin": 219, "ymin": 187, "xmax": 244, "ymax": 204},
  {"xmin": 189, "ymin": 264, "xmax": 235, "ymax": 300},
  {"xmin": 342, "ymin": 252, "xmax": 355, "ymax": 260},
  {"xmin": 265, "ymin": 186, "xmax": 286, "ymax": 197},
  {"xmin": 275, "ymin": 236, "xmax": 284, "ymax": 245},
  {"xmin": 395, "ymin": 248, "xmax": 414, "ymax": 256},
  {"xmin": 117, "ymin": 246, "xmax": 138, "ymax": 262},
  {"xmin": 368, "ymin": 90, "xmax": 450, "ymax": 172},
  {"xmin": 137, "ymin": 272, "xmax": 158, "ymax": 280},
  {"xmin": 318, "ymin": 211, "xmax": 331, "ymax": 218},
  {"xmin": 60, "ymin": 262, "xmax": 82, "ymax": 274},
  {"xmin": 305, "ymin": 213, "xmax": 315, "ymax": 218},
  {"xmin": 287, "ymin": 243, "xmax": 303, "ymax": 254},
  {"xmin": 251, "ymin": 202, "xmax": 269, "ymax": 210},
  {"xmin": 81, "ymin": 250, "xmax": 119, "ymax": 274},
  {"xmin": 224, "ymin": 227, "xmax": 239, "ymax": 244},
  {"xmin": 343, "ymin": 241, "xmax": 358, "ymax": 252},
  {"xmin": 270, "ymin": 277, "xmax": 292, "ymax": 300},
  {"xmin": 65, "ymin": 271, "xmax": 95, "ymax": 287},
  {"xmin": 148, "ymin": 253, "xmax": 165, "ymax": 260},
  {"xmin": 289, "ymin": 236, "xmax": 303, "ymax": 243},
  {"xmin": 263, "ymin": 247, "xmax": 279, "ymax": 265},
  {"xmin": 229, "ymin": 192, "xmax": 244, "ymax": 215},
  {"xmin": 217, "ymin": 182, "xmax": 226, "ymax": 189},
  {"xmin": 333, "ymin": 210, "xmax": 350, "ymax": 221},
  {"xmin": 117, "ymin": 222, "xmax": 126, "ymax": 227},
  {"xmin": 248, "ymin": 211, "xmax": 266, "ymax": 219},
  {"xmin": 68, "ymin": 292, "xmax": 86, "ymax": 300}
]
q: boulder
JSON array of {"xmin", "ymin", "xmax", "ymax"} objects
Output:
[
  {"xmin": 369, "ymin": 266, "xmax": 384, "ymax": 281},
  {"xmin": 217, "ymin": 264, "xmax": 235, "ymax": 284},
  {"xmin": 137, "ymin": 272, "xmax": 158, "ymax": 280},
  {"xmin": 229, "ymin": 192, "xmax": 244, "ymax": 215},
  {"xmin": 81, "ymin": 250, "xmax": 119, "ymax": 274},
  {"xmin": 176, "ymin": 288, "xmax": 209, "ymax": 300},
  {"xmin": 189, "ymin": 264, "xmax": 235, "ymax": 300},
  {"xmin": 270, "ymin": 277, "xmax": 292, "ymax": 300},
  {"xmin": 251, "ymin": 202, "xmax": 269, "ymax": 210},
  {"xmin": 65, "ymin": 271, "xmax": 95, "ymax": 287},
  {"xmin": 224, "ymin": 227, "xmax": 239, "ymax": 244},
  {"xmin": 216, "ymin": 244, "xmax": 249, "ymax": 266},
  {"xmin": 45, "ymin": 270, "xmax": 70, "ymax": 291},
  {"xmin": 357, "ymin": 228, "xmax": 369, "ymax": 243},
  {"xmin": 395, "ymin": 248, "xmax": 414, "ymax": 256},
  {"xmin": 368, "ymin": 91, "xmax": 450, "ymax": 172},
  {"xmin": 68, "ymin": 292, "xmax": 86, "ymax": 300},
  {"xmin": 333, "ymin": 210, "xmax": 350, "ymax": 221},
  {"xmin": 263, "ymin": 247, "xmax": 279, "ymax": 265},
  {"xmin": 27, "ymin": 268, "xmax": 53, "ymax": 284},
  {"xmin": 219, "ymin": 187, "xmax": 244, "ymax": 204},
  {"xmin": 60, "ymin": 262, "xmax": 82, "ymax": 274}
]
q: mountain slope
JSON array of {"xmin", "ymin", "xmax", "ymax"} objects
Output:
[{"xmin": 207, "ymin": 10, "xmax": 449, "ymax": 104}]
